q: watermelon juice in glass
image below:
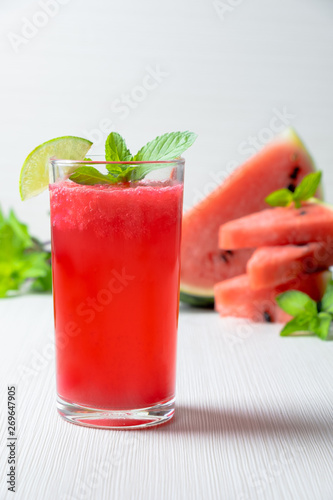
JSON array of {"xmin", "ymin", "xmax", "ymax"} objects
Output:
[{"xmin": 49, "ymin": 158, "xmax": 184, "ymax": 429}]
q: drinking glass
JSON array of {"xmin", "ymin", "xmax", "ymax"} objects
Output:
[{"xmin": 49, "ymin": 158, "xmax": 184, "ymax": 429}]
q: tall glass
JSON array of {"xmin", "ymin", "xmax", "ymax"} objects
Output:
[{"xmin": 49, "ymin": 158, "xmax": 184, "ymax": 429}]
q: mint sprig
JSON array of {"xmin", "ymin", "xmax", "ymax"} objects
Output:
[
  {"xmin": 131, "ymin": 131, "xmax": 197, "ymax": 181},
  {"xmin": 265, "ymin": 171, "xmax": 322, "ymax": 208},
  {"xmin": 69, "ymin": 131, "xmax": 197, "ymax": 185},
  {"xmin": 276, "ymin": 281, "xmax": 333, "ymax": 340},
  {"xmin": 0, "ymin": 208, "xmax": 52, "ymax": 298},
  {"xmin": 277, "ymin": 290, "xmax": 317, "ymax": 316}
]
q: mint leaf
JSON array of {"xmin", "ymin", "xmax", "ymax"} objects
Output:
[
  {"xmin": 18, "ymin": 252, "xmax": 50, "ymax": 280},
  {"xmin": 277, "ymin": 286, "xmax": 333, "ymax": 341},
  {"xmin": 130, "ymin": 131, "xmax": 196, "ymax": 181},
  {"xmin": 280, "ymin": 316, "xmax": 313, "ymax": 337},
  {"xmin": 293, "ymin": 171, "xmax": 322, "ymax": 207},
  {"xmin": 69, "ymin": 167, "xmax": 115, "ymax": 185},
  {"xmin": 130, "ymin": 162, "xmax": 162, "ymax": 182},
  {"xmin": 133, "ymin": 131, "xmax": 197, "ymax": 162},
  {"xmin": 320, "ymin": 280, "xmax": 333, "ymax": 314},
  {"xmin": 276, "ymin": 271, "xmax": 333, "ymax": 341},
  {"xmin": 105, "ymin": 132, "xmax": 132, "ymax": 162},
  {"xmin": 265, "ymin": 171, "xmax": 322, "ymax": 208},
  {"xmin": 276, "ymin": 290, "xmax": 317, "ymax": 316},
  {"xmin": 104, "ymin": 132, "xmax": 133, "ymax": 182},
  {"xmin": 265, "ymin": 189, "xmax": 293, "ymax": 207},
  {"xmin": 7, "ymin": 209, "xmax": 33, "ymax": 249},
  {"xmin": 310, "ymin": 312, "xmax": 332, "ymax": 340},
  {"xmin": 31, "ymin": 257, "xmax": 52, "ymax": 292}
]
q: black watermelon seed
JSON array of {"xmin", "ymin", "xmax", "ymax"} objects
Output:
[
  {"xmin": 263, "ymin": 311, "xmax": 272, "ymax": 323},
  {"xmin": 290, "ymin": 166, "xmax": 300, "ymax": 180},
  {"xmin": 226, "ymin": 250, "xmax": 234, "ymax": 256},
  {"xmin": 287, "ymin": 184, "xmax": 296, "ymax": 193},
  {"xmin": 220, "ymin": 253, "xmax": 228, "ymax": 263},
  {"xmin": 299, "ymin": 210, "xmax": 307, "ymax": 216}
]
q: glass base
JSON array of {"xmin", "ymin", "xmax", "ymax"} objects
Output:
[{"xmin": 57, "ymin": 395, "xmax": 175, "ymax": 429}]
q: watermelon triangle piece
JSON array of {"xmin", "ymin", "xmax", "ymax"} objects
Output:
[
  {"xmin": 219, "ymin": 202, "xmax": 333, "ymax": 250},
  {"xmin": 180, "ymin": 128, "xmax": 318, "ymax": 306},
  {"xmin": 214, "ymin": 271, "xmax": 331, "ymax": 323},
  {"xmin": 248, "ymin": 242, "xmax": 333, "ymax": 290}
]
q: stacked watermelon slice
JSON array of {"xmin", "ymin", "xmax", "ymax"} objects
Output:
[
  {"xmin": 180, "ymin": 128, "xmax": 333, "ymax": 322},
  {"xmin": 216, "ymin": 203, "xmax": 333, "ymax": 322}
]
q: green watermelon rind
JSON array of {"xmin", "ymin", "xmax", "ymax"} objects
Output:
[{"xmin": 179, "ymin": 290, "xmax": 214, "ymax": 308}]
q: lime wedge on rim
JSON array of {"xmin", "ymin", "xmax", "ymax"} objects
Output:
[{"xmin": 19, "ymin": 136, "xmax": 92, "ymax": 200}]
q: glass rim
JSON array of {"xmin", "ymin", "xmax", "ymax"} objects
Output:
[{"xmin": 50, "ymin": 156, "xmax": 185, "ymax": 167}]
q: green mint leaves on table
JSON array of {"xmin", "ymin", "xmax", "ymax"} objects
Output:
[
  {"xmin": 0, "ymin": 207, "xmax": 52, "ymax": 298},
  {"xmin": 265, "ymin": 171, "xmax": 322, "ymax": 208},
  {"xmin": 69, "ymin": 131, "xmax": 197, "ymax": 185},
  {"xmin": 276, "ymin": 283, "xmax": 333, "ymax": 340}
]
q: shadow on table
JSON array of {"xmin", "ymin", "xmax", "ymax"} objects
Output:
[{"xmin": 157, "ymin": 404, "xmax": 331, "ymax": 438}]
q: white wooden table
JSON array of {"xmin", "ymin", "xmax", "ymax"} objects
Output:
[{"xmin": 0, "ymin": 295, "xmax": 332, "ymax": 500}]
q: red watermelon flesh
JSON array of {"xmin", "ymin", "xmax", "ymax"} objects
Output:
[
  {"xmin": 214, "ymin": 271, "xmax": 330, "ymax": 323},
  {"xmin": 248, "ymin": 242, "xmax": 333, "ymax": 290},
  {"xmin": 219, "ymin": 203, "xmax": 333, "ymax": 250},
  {"xmin": 180, "ymin": 129, "xmax": 317, "ymax": 303}
]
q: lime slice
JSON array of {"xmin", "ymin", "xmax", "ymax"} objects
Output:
[{"xmin": 19, "ymin": 136, "xmax": 92, "ymax": 200}]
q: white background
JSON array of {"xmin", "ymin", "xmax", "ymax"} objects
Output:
[{"xmin": 1, "ymin": 0, "xmax": 333, "ymax": 240}]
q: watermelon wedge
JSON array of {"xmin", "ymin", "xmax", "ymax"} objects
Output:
[
  {"xmin": 180, "ymin": 128, "xmax": 318, "ymax": 306},
  {"xmin": 219, "ymin": 202, "xmax": 333, "ymax": 250},
  {"xmin": 248, "ymin": 243, "xmax": 333, "ymax": 290},
  {"xmin": 214, "ymin": 271, "xmax": 331, "ymax": 323}
]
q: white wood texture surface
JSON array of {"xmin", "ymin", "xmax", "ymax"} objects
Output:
[{"xmin": 0, "ymin": 296, "xmax": 332, "ymax": 500}]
